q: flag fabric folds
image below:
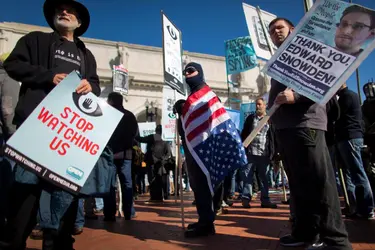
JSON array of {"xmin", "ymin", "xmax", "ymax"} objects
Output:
[{"xmin": 182, "ymin": 85, "xmax": 248, "ymax": 195}]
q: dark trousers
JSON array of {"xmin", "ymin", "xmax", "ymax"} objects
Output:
[
  {"xmin": 184, "ymin": 143, "xmax": 215, "ymax": 224},
  {"xmin": 213, "ymin": 182, "xmax": 224, "ymax": 212},
  {"xmin": 277, "ymin": 128, "xmax": 350, "ymax": 249},
  {"xmin": 147, "ymin": 163, "xmax": 168, "ymax": 201},
  {"xmin": 1, "ymin": 183, "xmax": 77, "ymax": 250},
  {"xmin": 136, "ymin": 172, "xmax": 146, "ymax": 194},
  {"xmin": 0, "ymin": 159, "xmax": 13, "ymax": 236}
]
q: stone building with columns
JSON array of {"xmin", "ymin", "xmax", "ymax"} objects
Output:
[{"xmin": 0, "ymin": 22, "xmax": 269, "ymax": 124}]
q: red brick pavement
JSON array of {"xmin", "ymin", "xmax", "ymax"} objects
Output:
[{"xmin": 26, "ymin": 192, "xmax": 375, "ymax": 250}]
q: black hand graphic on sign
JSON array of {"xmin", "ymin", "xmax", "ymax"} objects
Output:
[{"xmin": 82, "ymin": 98, "xmax": 93, "ymax": 109}]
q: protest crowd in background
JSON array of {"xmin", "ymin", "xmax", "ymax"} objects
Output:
[{"xmin": 0, "ymin": 0, "xmax": 375, "ymax": 250}]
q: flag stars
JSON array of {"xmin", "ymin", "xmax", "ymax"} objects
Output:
[{"xmin": 199, "ymin": 149, "xmax": 204, "ymax": 154}]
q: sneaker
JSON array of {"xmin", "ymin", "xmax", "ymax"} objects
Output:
[
  {"xmin": 242, "ymin": 199, "xmax": 251, "ymax": 208},
  {"xmin": 72, "ymin": 227, "xmax": 83, "ymax": 235},
  {"xmin": 85, "ymin": 213, "xmax": 98, "ymax": 220},
  {"xmin": 222, "ymin": 201, "xmax": 229, "ymax": 208},
  {"xmin": 103, "ymin": 216, "xmax": 116, "ymax": 222},
  {"xmin": 30, "ymin": 229, "xmax": 43, "ymax": 240},
  {"xmin": 306, "ymin": 242, "xmax": 326, "ymax": 250},
  {"xmin": 280, "ymin": 234, "xmax": 305, "ymax": 247},
  {"xmin": 261, "ymin": 202, "xmax": 278, "ymax": 209},
  {"xmin": 224, "ymin": 200, "xmax": 234, "ymax": 207},
  {"xmin": 184, "ymin": 223, "xmax": 215, "ymax": 238}
]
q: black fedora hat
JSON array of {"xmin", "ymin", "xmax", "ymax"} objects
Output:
[{"xmin": 43, "ymin": 0, "xmax": 90, "ymax": 37}]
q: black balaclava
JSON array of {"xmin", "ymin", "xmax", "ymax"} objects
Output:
[{"xmin": 184, "ymin": 62, "xmax": 206, "ymax": 94}]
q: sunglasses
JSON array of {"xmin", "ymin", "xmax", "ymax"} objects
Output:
[{"xmin": 183, "ymin": 66, "xmax": 197, "ymax": 76}]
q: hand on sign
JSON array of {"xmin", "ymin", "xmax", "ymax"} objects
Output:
[
  {"xmin": 53, "ymin": 73, "xmax": 67, "ymax": 85},
  {"xmin": 275, "ymin": 89, "xmax": 295, "ymax": 105},
  {"xmin": 76, "ymin": 79, "xmax": 93, "ymax": 94}
]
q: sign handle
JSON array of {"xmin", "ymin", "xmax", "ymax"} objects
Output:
[
  {"xmin": 243, "ymin": 104, "xmax": 279, "ymax": 148},
  {"xmin": 174, "ymin": 90, "xmax": 179, "ymax": 204}
]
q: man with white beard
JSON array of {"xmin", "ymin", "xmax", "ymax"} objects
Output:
[{"xmin": 0, "ymin": 0, "xmax": 100, "ymax": 249}]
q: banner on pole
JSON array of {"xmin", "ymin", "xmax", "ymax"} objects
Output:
[
  {"xmin": 262, "ymin": 0, "xmax": 375, "ymax": 105},
  {"xmin": 240, "ymin": 103, "xmax": 256, "ymax": 131},
  {"xmin": 162, "ymin": 85, "xmax": 186, "ymax": 141},
  {"xmin": 112, "ymin": 65, "xmax": 129, "ymax": 95},
  {"xmin": 4, "ymin": 72, "xmax": 123, "ymax": 194},
  {"xmin": 242, "ymin": 3, "xmax": 277, "ymax": 61},
  {"xmin": 138, "ymin": 122, "xmax": 156, "ymax": 153},
  {"xmin": 225, "ymin": 36, "xmax": 258, "ymax": 75},
  {"xmin": 162, "ymin": 12, "xmax": 185, "ymax": 95}
]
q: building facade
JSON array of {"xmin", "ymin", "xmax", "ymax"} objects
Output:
[{"xmin": 0, "ymin": 22, "xmax": 268, "ymax": 124}]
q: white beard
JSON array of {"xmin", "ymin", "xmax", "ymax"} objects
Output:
[{"xmin": 54, "ymin": 16, "xmax": 80, "ymax": 32}]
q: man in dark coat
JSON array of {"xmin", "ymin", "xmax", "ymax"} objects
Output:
[
  {"xmin": 104, "ymin": 92, "xmax": 138, "ymax": 221},
  {"xmin": 0, "ymin": 1, "xmax": 100, "ymax": 249}
]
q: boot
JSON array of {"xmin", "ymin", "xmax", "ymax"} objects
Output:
[
  {"xmin": 184, "ymin": 223, "xmax": 215, "ymax": 238},
  {"xmin": 42, "ymin": 229, "xmax": 58, "ymax": 250}
]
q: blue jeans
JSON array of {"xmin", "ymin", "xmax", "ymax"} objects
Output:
[
  {"xmin": 75, "ymin": 199, "xmax": 84, "ymax": 229},
  {"xmin": 241, "ymin": 155, "xmax": 270, "ymax": 203},
  {"xmin": 37, "ymin": 189, "xmax": 75, "ymax": 230},
  {"xmin": 104, "ymin": 159, "xmax": 135, "ymax": 219},
  {"xmin": 328, "ymin": 146, "xmax": 344, "ymax": 196},
  {"xmin": 336, "ymin": 138, "xmax": 374, "ymax": 216}
]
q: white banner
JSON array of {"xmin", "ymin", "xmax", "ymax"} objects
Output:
[
  {"xmin": 112, "ymin": 65, "xmax": 129, "ymax": 95},
  {"xmin": 162, "ymin": 85, "xmax": 186, "ymax": 141},
  {"xmin": 138, "ymin": 122, "xmax": 156, "ymax": 153},
  {"xmin": 162, "ymin": 12, "xmax": 185, "ymax": 95},
  {"xmin": 242, "ymin": 3, "xmax": 277, "ymax": 60}
]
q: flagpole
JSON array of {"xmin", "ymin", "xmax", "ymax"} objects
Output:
[{"xmin": 174, "ymin": 90, "xmax": 179, "ymax": 204}]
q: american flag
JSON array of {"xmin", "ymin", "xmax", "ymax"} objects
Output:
[{"xmin": 181, "ymin": 85, "xmax": 248, "ymax": 195}]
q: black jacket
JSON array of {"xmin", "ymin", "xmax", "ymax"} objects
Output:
[
  {"xmin": 240, "ymin": 113, "xmax": 276, "ymax": 160},
  {"xmin": 107, "ymin": 108, "xmax": 138, "ymax": 159},
  {"xmin": 335, "ymin": 87, "xmax": 363, "ymax": 142},
  {"xmin": 3, "ymin": 31, "xmax": 101, "ymax": 126},
  {"xmin": 325, "ymin": 97, "xmax": 340, "ymax": 147}
]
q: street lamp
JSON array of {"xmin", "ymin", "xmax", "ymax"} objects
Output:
[{"xmin": 145, "ymin": 99, "xmax": 158, "ymax": 122}]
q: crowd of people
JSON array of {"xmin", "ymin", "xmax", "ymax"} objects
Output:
[{"xmin": 0, "ymin": 0, "xmax": 374, "ymax": 250}]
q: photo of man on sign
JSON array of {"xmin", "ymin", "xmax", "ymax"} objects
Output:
[{"xmin": 335, "ymin": 5, "xmax": 375, "ymax": 57}]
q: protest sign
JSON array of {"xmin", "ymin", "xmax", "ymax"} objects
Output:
[
  {"xmin": 138, "ymin": 122, "xmax": 156, "ymax": 153},
  {"xmin": 4, "ymin": 71, "xmax": 123, "ymax": 194},
  {"xmin": 225, "ymin": 108, "xmax": 241, "ymax": 130},
  {"xmin": 240, "ymin": 102, "xmax": 256, "ymax": 131},
  {"xmin": 113, "ymin": 65, "xmax": 129, "ymax": 95},
  {"xmin": 263, "ymin": 0, "xmax": 375, "ymax": 105},
  {"xmin": 242, "ymin": 3, "xmax": 277, "ymax": 60},
  {"xmin": 162, "ymin": 85, "xmax": 186, "ymax": 141},
  {"xmin": 225, "ymin": 36, "xmax": 257, "ymax": 75},
  {"xmin": 162, "ymin": 12, "xmax": 185, "ymax": 95}
]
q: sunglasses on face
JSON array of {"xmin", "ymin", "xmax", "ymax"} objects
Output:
[{"xmin": 183, "ymin": 66, "xmax": 197, "ymax": 76}]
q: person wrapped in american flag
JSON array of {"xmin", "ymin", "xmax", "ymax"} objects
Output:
[{"xmin": 175, "ymin": 62, "xmax": 248, "ymax": 238}]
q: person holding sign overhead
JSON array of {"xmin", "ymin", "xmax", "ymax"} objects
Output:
[
  {"xmin": 1, "ymin": 0, "xmax": 100, "ymax": 249},
  {"xmin": 267, "ymin": 18, "xmax": 351, "ymax": 250}
]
